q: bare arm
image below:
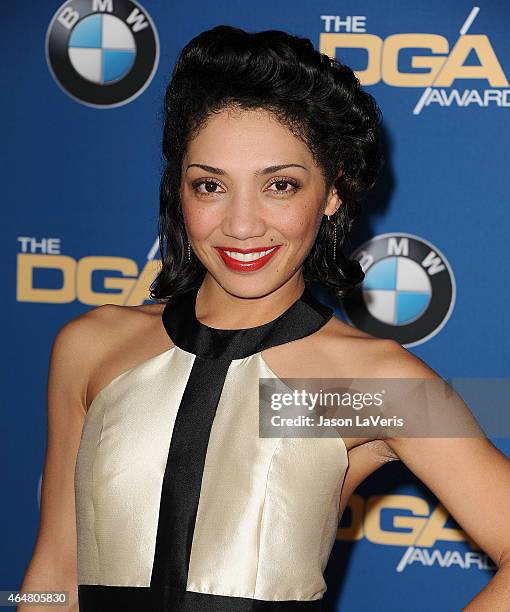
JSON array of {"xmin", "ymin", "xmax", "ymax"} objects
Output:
[
  {"xmin": 378, "ymin": 341, "xmax": 510, "ymax": 611},
  {"xmin": 17, "ymin": 309, "xmax": 105, "ymax": 611}
]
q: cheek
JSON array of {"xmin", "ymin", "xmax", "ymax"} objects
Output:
[
  {"xmin": 278, "ymin": 203, "xmax": 321, "ymax": 242},
  {"xmin": 182, "ymin": 202, "xmax": 217, "ymax": 240}
]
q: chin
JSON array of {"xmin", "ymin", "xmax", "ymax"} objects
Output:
[
  {"xmin": 209, "ymin": 270, "xmax": 289, "ymax": 299},
  {"xmin": 221, "ymin": 271, "xmax": 304, "ymax": 302}
]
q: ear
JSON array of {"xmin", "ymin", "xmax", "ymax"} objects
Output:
[{"xmin": 324, "ymin": 185, "xmax": 342, "ymax": 217}]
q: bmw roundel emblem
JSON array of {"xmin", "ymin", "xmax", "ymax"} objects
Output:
[
  {"xmin": 45, "ymin": 0, "xmax": 159, "ymax": 108},
  {"xmin": 340, "ymin": 233, "xmax": 456, "ymax": 347}
]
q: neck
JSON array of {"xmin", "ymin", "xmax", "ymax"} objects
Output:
[{"xmin": 195, "ymin": 273, "xmax": 307, "ymax": 331}]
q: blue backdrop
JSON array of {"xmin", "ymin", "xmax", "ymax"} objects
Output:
[{"xmin": 4, "ymin": 1, "xmax": 509, "ymax": 610}]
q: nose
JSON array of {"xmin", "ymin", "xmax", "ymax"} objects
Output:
[{"xmin": 220, "ymin": 194, "xmax": 267, "ymax": 242}]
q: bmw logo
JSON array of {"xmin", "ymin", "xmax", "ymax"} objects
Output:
[
  {"xmin": 340, "ymin": 233, "xmax": 456, "ymax": 347},
  {"xmin": 45, "ymin": 0, "xmax": 159, "ymax": 108}
]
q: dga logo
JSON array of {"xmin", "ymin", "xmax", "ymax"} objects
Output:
[
  {"xmin": 338, "ymin": 493, "xmax": 496, "ymax": 572},
  {"xmin": 320, "ymin": 7, "xmax": 509, "ymax": 113},
  {"xmin": 340, "ymin": 233, "xmax": 455, "ymax": 346},
  {"xmin": 45, "ymin": 0, "xmax": 159, "ymax": 107}
]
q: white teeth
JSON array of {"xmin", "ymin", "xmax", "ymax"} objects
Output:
[{"xmin": 224, "ymin": 247, "xmax": 276, "ymax": 262}]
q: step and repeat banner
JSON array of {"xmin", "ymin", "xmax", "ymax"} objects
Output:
[{"xmin": 4, "ymin": 1, "xmax": 509, "ymax": 610}]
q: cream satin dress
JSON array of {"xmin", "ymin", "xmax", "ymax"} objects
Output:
[{"xmin": 74, "ymin": 283, "xmax": 349, "ymax": 611}]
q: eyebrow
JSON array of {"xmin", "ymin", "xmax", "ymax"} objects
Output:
[{"xmin": 185, "ymin": 163, "xmax": 309, "ymax": 176}]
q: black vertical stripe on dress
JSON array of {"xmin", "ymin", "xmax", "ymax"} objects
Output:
[{"xmin": 150, "ymin": 355, "xmax": 231, "ymax": 590}]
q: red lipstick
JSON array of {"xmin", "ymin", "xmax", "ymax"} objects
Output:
[{"xmin": 214, "ymin": 245, "xmax": 282, "ymax": 272}]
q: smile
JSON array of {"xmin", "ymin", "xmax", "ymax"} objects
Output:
[{"xmin": 214, "ymin": 245, "xmax": 282, "ymax": 272}]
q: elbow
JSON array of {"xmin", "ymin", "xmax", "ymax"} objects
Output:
[
  {"xmin": 496, "ymin": 548, "xmax": 510, "ymax": 571},
  {"xmin": 18, "ymin": 558, "xmax": 78, "ymax": 608}
]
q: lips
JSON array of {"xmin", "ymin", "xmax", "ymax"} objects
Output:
[{"xmin": 214, "ymin": 245, "xmax": 282, "ymax": 272}]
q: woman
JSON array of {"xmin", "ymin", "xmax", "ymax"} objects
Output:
[{"xmin": 19, "ymin": 25, "xmax": 510, "ymax": 612}]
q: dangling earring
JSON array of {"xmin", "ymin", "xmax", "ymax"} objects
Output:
[
  {"xmin": 332, "ymin": 215, "xmax": 337, "ymax": 260},
  {"xmin": 187, "ymin": 239, "xmax": 191, "ymax": 262},
  {"xmin": 326, "ymin": 213, "xmax": 337, "ymax": 261}
]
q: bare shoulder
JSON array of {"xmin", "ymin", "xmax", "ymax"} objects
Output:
[
  {"xmin": 51, "ymin": 303, "xmax": 122, "ymax": 377},
  {"xmin": 263, "ymin": 314, "xmax": 399, "ymax": 384},
  {"xmin": 303, "ymin": 314, "xmax": 400, "ymax": 376},
  {"xmin": 47, "ymin": 304, "xmax": 121, "ymax": 420},
  {"xmin": 55, "ymin": 302, "xmax": 170, "ymax": 414},
  {"xmin": 315, "ymin": 317, "xmax": 439, "ymax": 460},
  {"xmin": 317, "ymin": 314, "xmax": 441, "ymax": 379},
  {"xmin": 56, "ymin": 301, "xmax": 165, "ymax": 354}
]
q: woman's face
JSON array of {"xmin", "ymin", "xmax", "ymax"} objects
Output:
[{"xmin": 180, "ymin": 107, "xmax": 341, "ymax": 297}]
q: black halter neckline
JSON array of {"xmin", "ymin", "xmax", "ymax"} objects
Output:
[{"xmin": 162, "ymin": 283, "xmax": 334, "ymax": 360}]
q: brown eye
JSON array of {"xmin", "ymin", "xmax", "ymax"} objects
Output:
[
  {"xmin": 204, "ymin": 181, "xmax": 219, "ymax": 193},
  {"xmin": 267, "ymin": 177, "xmax": 300, "ymax": 196},
  {"xmin": 192, "ymin": 178, "xmax": 224, "ymax": 196},
  {"xmin": 274, "ymin": 181, "xmax": 289, "ymax": 191}
]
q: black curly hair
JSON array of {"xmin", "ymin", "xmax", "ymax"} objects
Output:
[{"xmin": 149, "ymin": 25, "xmax": 383, "ymax": 302}]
